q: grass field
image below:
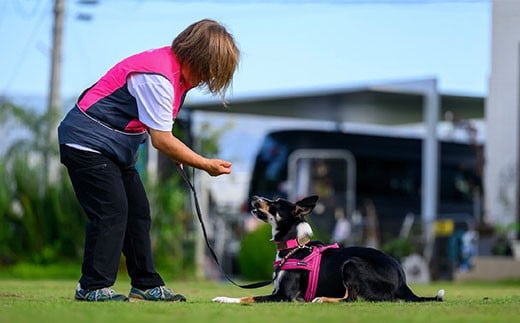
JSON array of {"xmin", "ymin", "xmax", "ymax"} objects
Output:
[{"xmin": 1, "ymin": 278, "xmax": 519, "ymax": 323}]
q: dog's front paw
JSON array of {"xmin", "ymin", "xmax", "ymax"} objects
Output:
[
  {"xmin": 212, "ymin": 296, "xmax": 241, "ymax": 303},
  {"xmin": 312, "ymin": 297, "xmax": 324, "ymax": 303}
]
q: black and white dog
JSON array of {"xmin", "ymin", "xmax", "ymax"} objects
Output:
[{"xmin": 213, "ymin": 195, "xmax": 444, "ymax": 303}]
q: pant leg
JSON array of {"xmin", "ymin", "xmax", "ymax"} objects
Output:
[
  {"xmin": 60, "ymin": 145, "xmax": 128, "ymax": 290},
  {"xmin": 121, "ymin": 166, "xmax": 165, "ymax": 290}
]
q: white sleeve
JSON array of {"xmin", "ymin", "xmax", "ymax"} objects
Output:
[{"xmin": 127, "ymin": 73, "xmax": 174, "ymax": 131}]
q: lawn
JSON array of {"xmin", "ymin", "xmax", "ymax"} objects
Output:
[{"xmin": 0, "ymin": 279, "xmax": 519, "ymax": 323}]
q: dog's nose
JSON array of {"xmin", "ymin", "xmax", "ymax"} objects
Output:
[
  {"xmin": 251, "ymin": 195, "xmax": 265, "ymax": 208},
  {"xmin": 252, "ymin": 195, "xmax": 265, "ymax": 203}
]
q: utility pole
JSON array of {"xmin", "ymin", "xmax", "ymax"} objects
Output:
[
  {"xmin": 48, "ymin": 0, "xmax": 64, "ymax": 135},
  {"xmin": 45, "ymin": 0, "xmax": 65, "ymax": 185}
]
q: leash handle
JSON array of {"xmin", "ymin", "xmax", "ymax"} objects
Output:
[{"xmin": 176, "ymin": 165, "xmax": 273, "ymax": 289}]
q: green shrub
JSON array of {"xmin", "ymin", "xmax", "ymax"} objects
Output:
[
  {"xmin": 237, "ymin": 224, "xmax": 275, "ymax": 280},
  {"xmin": 381, "ymin": 237, "xmax": 416, "ymax": 260},
  {"xmin": 0, "ymin": 155, "xmax": 86, "ymax": 266},
  {"xmin": 147, "ymin": 174, "xmax": 193, "ymax": 278}
]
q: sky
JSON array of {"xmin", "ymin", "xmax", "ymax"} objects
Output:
[
  {"xmin": 0, "ymin": 0, "xmax": 491, "ymax": 172},
  {"xmin": 1, "ymin": 0, "xmax": 490, "ymax": 101}
]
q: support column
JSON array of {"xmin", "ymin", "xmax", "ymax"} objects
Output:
[{"xmin": 485, "ymin": 1, "xmax": 520, "ymax": 233}]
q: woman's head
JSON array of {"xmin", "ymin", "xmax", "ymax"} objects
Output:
[{"xmin": 172, "ymin": 19, "xmax": 240, "ymax": 102}]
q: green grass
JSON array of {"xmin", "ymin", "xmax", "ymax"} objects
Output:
[{"xmin": 0, "ymin": 279, "xmax": 519, "ymax": 323}]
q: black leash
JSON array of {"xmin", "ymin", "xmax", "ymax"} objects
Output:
[{"xmin": 176, "ymin": 164, "xmax": 273, "ymax": 289}]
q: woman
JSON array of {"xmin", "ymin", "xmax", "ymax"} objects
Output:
[{"xmin": 58, "ymin": 19, "xmax": 240, "ymax": 302}]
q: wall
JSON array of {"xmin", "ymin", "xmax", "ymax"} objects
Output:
[{"xmin": 485, "ymin": 0, "xmax": 520, "ymax": 228}]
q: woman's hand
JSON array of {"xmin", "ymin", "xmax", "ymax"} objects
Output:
[
  {"xmin": 204, "ymin": 158, "xmax": 232, "ymax": 176},
  {"xmin": 149, "ymin": 129, "xmax": 232, "ymax": 176}
]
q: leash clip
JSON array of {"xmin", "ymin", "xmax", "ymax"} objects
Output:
[{"xmin": 298, "ymin": 244, "xmax": 312, "ymax": 250}]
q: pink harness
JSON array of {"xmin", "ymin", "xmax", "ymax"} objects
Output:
[{"xmin": 273, "ymin": 242, "xmax": 340, "ymax": 302}]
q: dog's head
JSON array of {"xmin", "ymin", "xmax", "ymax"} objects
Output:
[{"xmin": 250, "ymin": 195, "xmax": 319, "ymax": 243}]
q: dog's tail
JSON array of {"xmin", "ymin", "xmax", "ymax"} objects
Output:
[{"xmin": 399, "ymin": 285, "xmax": 444, "ymax": 302}]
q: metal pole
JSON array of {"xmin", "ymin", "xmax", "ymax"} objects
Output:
[
  {"xmin": 422, "ymin": 79, "xmax": 440, "ymax": 256},
  {"xmin": 370, "ymin": 78, "xmax": 440, "ymax": 260}
]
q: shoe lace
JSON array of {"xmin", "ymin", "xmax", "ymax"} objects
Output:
[
  {"xmin": 93, "ymin": 287, "xmax": 117, "ymax": 300},
  {"xmin": 157, "ymin": 286, "xmax": 167, "ymax": 299}
]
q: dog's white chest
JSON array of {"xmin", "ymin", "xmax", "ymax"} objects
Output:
[{"xmin": 273, "ymin": 270, "xmax": 285, "ymax": 292}]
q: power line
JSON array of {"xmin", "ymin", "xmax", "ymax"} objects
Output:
[
  {"xmin": 131, "ymin": 0, "xmax": 489, "ymax": 4},
  {"xmin": 0, "ymin": 1, "xmax": 8, "ymax": 29},
  {"xmin": 12, "ymin": 0, "xmax": 44, "ymax": 17},
  {"xmin": 82, "ymin": 0, "xmax": 489, "ymax": 4},
  {"xmin": 1, "ymin": 1, "xmax": 50, "ymax": 96}
]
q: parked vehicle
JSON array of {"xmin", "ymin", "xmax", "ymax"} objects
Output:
[{"xmin": 247, "ymin": 128, "xmax": 483, "ymax": 245}]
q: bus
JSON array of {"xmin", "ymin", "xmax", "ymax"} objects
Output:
[{"xmin": 247, "ymin": 128, "xmax": 483, "ymax": 246}]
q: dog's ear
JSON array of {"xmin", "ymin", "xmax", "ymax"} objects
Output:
[{"xmin": 294, "ymin": 195, "xmax": 319, "ymax": 217}]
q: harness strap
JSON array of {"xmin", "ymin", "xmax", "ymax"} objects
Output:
[
  {"xmin": 273, "ymin": 243, "xmax": 339, "ymax": 302},
  {"xmin": 275, "ymin": 237, "xmax": 311, "ymax": 250},
  {"xmin": 276, "ymin": 239, "xmax": 299, "ymax": 250}
]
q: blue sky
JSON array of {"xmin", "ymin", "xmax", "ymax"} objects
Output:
[
  {"xmin": 0, "ymin": 0, "xmax": 491, "ymax": 172},
  {"xmin": 1, "ymin": 0, "xmax": 490, "ymax": 102}
]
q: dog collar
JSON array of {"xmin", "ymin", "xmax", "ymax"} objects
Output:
[{"xmin": 275, "ymin": 237, "xmax": 310, "ymax": 250}]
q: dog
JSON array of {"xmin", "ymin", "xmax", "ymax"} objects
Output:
[{"xmin": 212, "ymin": 195, "xmax": 444, "ymax": 303}]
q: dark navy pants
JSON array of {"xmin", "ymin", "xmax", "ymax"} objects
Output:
[{"xmin": 60, "ymin": 145, "xmax": 164, "ymax": 291}]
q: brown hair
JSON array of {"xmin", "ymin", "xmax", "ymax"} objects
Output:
[{"xmin": 172, "ymin": 19, "xmax": 240, "ymax": 102}]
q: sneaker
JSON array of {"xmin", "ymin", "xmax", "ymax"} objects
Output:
[
  {"xmin": 75, "ymin": 283, "xmax": 129, "ymax": 302},
  {"xmin": 128, "ymin": 286, "xmax": 186, "ymax": 302}
]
